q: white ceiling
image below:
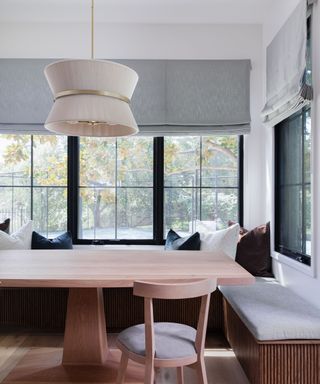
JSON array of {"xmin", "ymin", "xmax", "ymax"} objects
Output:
[{"xmin": 0, "ymin": 0, "xmax": 275, "ymax": 24}]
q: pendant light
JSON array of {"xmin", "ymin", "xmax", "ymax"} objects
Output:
[{"xmin": 44, "ymin": 0, "xmax": 139, "ymax": 137}]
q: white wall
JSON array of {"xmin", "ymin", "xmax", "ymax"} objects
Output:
[
  {"xmin": 3, "ymin": 4, "xmax": 319, "ymax": 307},
  {"xmin": 0, "ymin": 22, "xmax": 265, "ymax": 230},
  {"xmin": 264, "ymin": 0, "xmax": 320, "ymax": 307}
]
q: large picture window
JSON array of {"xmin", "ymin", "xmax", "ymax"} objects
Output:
[
  {"xmin": 79, "ymin": 137, "xmax": 153, "ymax": 240},
  {"xmin": 164, "ymin": 136, "xmax": 240, "ymax": 235},
  {"xmin": 0, "ymin": 135, "xmax": 68, "ymax": 236},
  {"xmin": 275, "ymin": 108, "xmax": 311, "ymax": 265},
  {"xmin": 0, "ymin": 135, "xmax": 242, "ymax": 244}
]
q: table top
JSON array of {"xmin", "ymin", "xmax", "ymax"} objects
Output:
[{"xmin": 0, "ymin": 249, "xmax": 255, "ymax": 288}]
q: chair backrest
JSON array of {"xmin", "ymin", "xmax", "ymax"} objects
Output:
[{"xmin": 133, "ymin": 279, "xmax": 217, "ymax": 360}]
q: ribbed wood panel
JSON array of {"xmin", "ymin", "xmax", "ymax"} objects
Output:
[
  {"xmin": 223, "ymin": 297, "xmax": 260, "ymax": 383},
  {"xmin": 261, "ymin": 344, "xmax": 320, "ymax": 384},
  {"xmin": 0, "ymin": 288, "xmax": 223, "ymax": 332},
  {"xmin": 0, "ymin": 288, "xmax": 68, "ymax": 330},
  {"xmin": 223, "ymin": 298, "xmax": 320, "ymax": 384}
]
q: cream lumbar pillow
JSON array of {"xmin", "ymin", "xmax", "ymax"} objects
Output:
[
  {"xmin": 198, "ymin": 223, "xmax": 240, "ymax": 259},
  {"xmin": 0, "ymin": 221, "xmax": 33, "ymax": 250}
]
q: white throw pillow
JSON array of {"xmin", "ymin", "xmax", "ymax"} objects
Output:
[
  {"xmin": 0, "ymin": 221, "xmax": 33, "ymax": 250},
  {"xmin": 199, "ymin": 223, "xmax": 240, "ymax": 259},
  {"xmin": 195, "ymin": 220, "xmax": 217, "ymax": 232}
]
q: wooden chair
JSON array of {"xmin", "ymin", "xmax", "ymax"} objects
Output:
[{"xmin": 116, "ymin": 278, "xmax": 217, "ymax": 384}]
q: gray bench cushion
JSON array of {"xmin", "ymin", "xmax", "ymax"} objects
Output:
[
  {"xmin": 220, "ymin": 279, "xmax": 320, "ymax": 341},
  {"xmin": 118, "ymin": 322, "xmax": 196, "ymax": 359}
]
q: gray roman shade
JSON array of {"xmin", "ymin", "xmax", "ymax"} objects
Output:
[
  {"xmin": 261, "ymin": 0, "xmax": 313, "ymax": 127},
  {"xmin": 0, "ymin": 59, "xmax": 251, "ymax": 136},
  {"xmin": 0, "ymin": 59, "xmax": 53, "ymax": 134}
]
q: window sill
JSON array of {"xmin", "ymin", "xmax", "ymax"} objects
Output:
[
  {"xmin": 272, "ymin": 251, "xmax": 315, "ymax": 278},
  {"xmin": 73, "ymin": 244, "xmax": 164, "ymax": 251}
]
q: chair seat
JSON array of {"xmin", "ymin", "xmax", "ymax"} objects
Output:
[{"xmin": 117, "ymin": 322, "xmax": 197, "ymax": 359}]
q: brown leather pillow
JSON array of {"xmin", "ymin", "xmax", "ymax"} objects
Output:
[
  {"xmin": 228, "ymin": 220, "xmax": 248, "ymax": 238},
  {"xmin": 229, "ymin": 221, "xmax": 273, "ymax": 277},
  {"xmin": 0, "ymin": 218, "xmax": 10, "ymax": 234}
]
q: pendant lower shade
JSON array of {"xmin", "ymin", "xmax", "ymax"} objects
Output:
[{"xmin": 44, "ymin": 59, "xmax": 139, "ymax": 137}]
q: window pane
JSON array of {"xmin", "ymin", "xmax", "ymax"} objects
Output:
[
  {"xmin": 163, "ymin": 136, "xmax": 240, "ymax": 238},
  {"xmin": 79, "ymin": 137, "xmax": 154, "ymax": 240},
  {"xmin": 117, "ymin": 188, "xmax": 153, "ymax": 239},
  {"xmin": 80, "ymin": 138, "xmax": 116, "ymax": 187},
  {"xmin": 305, "ymin": 185, "xmax": 311, "ymax": 255},
  {"xmin": 278, "ymin": 115, "xmax": 303, "ymax": 186},
  {"xmin": 276, "ymin": 108, "xmax": 311, "ymax": 260},
  {"xmin": 202, "ymin": 136, "xmax": 238, "ymax": 187},
  {"xmin": 33, "ymin": 187, "xmax": 67, "ymax": 237},
  {"xmin": 0, "ymin": 135, "xmax": 31, "ymax": 186},
  {"xmin": 117, "ymin": 138, "xmax": 153, "ymax": 187},
  {"xmin": 79, "ymin": 187, "xmax": 116, "ymax": 239},
  {"xmin": 164, "ymin": 137, "xmax": 200, "ymax": 187},
  {"xmin": 0, "ymin": 186, "xmax": 31, "ymax": 232},
  {"xmin": 33, "ymin": 135, "xmax": 67, "ymax": 186},
  {"xmin": 304, "ymin": 110, "xmax": 311, "ymax": 183},
  {"xmin": 164, "ymin": 188, "xmax": 199, "ymax": 236},
  {"xmin": 279, "ymin": 185, "xmax": 303, "ymax": 254},
  {"xmin": 201, "ymin": 189, "xmax": 238, "ymax": 230}
]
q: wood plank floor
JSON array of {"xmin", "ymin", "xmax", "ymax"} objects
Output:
[{"xmin": 0, "ymin": 332, "xmax": 249, "ymax": 384}]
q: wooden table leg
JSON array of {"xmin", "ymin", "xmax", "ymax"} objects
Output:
[{"xmin": 62, "ymin": 287, "xmax": 108, "ymax": 365}]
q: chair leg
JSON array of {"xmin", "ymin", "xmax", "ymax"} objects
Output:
[
  {"xmin": 177, "ymin": 366, "xmax": 184, "ymax": 384},
  {"xmin": 116, "ymin": 353, "xmax": 129, "ymax": 384},
  {"xmin": 197, "ymin": 357, "xmax": 208, "ymax": 384},
  {"xmin": 144, "ymin": 361, "xmax": 154, "ymax": 384}
]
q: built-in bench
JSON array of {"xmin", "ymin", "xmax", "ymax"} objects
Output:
[{"xmin": 220, "ymin": 278, "xmax": 320, "ymax": 384}]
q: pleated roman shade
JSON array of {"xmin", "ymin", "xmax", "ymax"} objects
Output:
[
  {"xmin": 0, "ymin": 59, "xmax": 251, "ymax": 136},
  {"xmin": 0, "ymin": 59, "xmax": 53, "ymax": 134},
  {"xmin": 261, "ymin": 0, "xmax": 313, "ymax": 127}
]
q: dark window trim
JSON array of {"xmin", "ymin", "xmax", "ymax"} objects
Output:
[
  {"xmin": 274, "ymin": 108, "xmax": 311, "ymax": 266},
  {"xmin": 68, "ymin": 135, "xmax": 243, "ymax": 245},
  {"xmin": 238, "ymin": 135, "xmax": 244, "ymax": 227},
  {"xmin": 68, "ymin": 136, "xmax": 79, "ymax": 244}
]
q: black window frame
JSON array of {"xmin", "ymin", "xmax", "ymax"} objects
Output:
[
  {"xmin": 0, "ymin": 135, "xmax": 69, "ymax": 236},
  {"xmin": 68, "ymin": 136, "xmax": 244, "ymax": 245},
  {"xmin": 274, "ymin": 107, "xmax": 311, "ymax": 266}
]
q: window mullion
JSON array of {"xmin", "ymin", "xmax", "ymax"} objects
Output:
[
  {"xmin": 67, "ymin": 136, "xmax": 79, "ymax": 242},
  {"xmin": 30, "ymin": 135, "xmax": 34, "ymax": 221},
  {"xmin": 154, "ymin": 137, "xmax": 164, "ymax": 244},
  {"xmin": 301, "ymin": 110, "xmax": 306, "ymax": 255},
  {"xmin": 115, "ymin": 140, "xmax": 118, "ymax": 240},
  {"xmin": 238, "ymin": 135, "xmax": 244, "ymax": 227}
]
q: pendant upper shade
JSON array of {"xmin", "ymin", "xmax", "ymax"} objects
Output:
[{"xmin": 44, "ymin": 59, "xmax": 139, "ymax": 137}]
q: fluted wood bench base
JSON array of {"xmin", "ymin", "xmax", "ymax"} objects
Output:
[
  {"xmin": 223, "ymin": 298, "xmax": 320, "ymax": 384},
  {"xmin": 0, "ymin": 288, "xmax": 223, "ymax": 332}
]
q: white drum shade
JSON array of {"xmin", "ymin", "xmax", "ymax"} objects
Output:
[{"xmin": 44, "ymin": 59, "xmax": 139, "ymax": 137}]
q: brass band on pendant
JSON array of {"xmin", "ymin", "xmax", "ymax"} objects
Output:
[{"xmin": 54, "ymin": 89, "xmax": 130, "ymax": 104}]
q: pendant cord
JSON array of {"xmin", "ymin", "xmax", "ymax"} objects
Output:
[{"xmin": 91, "ymin": 0, "xmax": 94, "ymax": 59}]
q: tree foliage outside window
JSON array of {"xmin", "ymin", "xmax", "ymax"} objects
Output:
[
  {"xmin": 164, "ymin": 136, "xmax": 239, "ymax": 235},
  {"xmin": 0, "ymin": 135, "xmax": 67, "ymax": 236},
  {"xmin": 0, "ymin": 134, "xmax": 241, "ymax": 241},
  {"xmin": 79, "ymin": 137, "xmax": 154, "ymax": 239}
]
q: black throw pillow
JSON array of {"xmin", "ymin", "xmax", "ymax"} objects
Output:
[
  {"xmin": 0, "ymin": 218, "xmax": 10, "ymax": 234},
  {"xmin": 32, "ymin": 231, "xmax": 73, "ymax": 249},
  {"xmin": 165, "ymin": 229, "xmax": 200, "ymax": 250}
]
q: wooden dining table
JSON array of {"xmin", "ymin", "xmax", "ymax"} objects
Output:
[{"xmin": 0, "ymin": 249, "xmax": 254, "ymax": 383}]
